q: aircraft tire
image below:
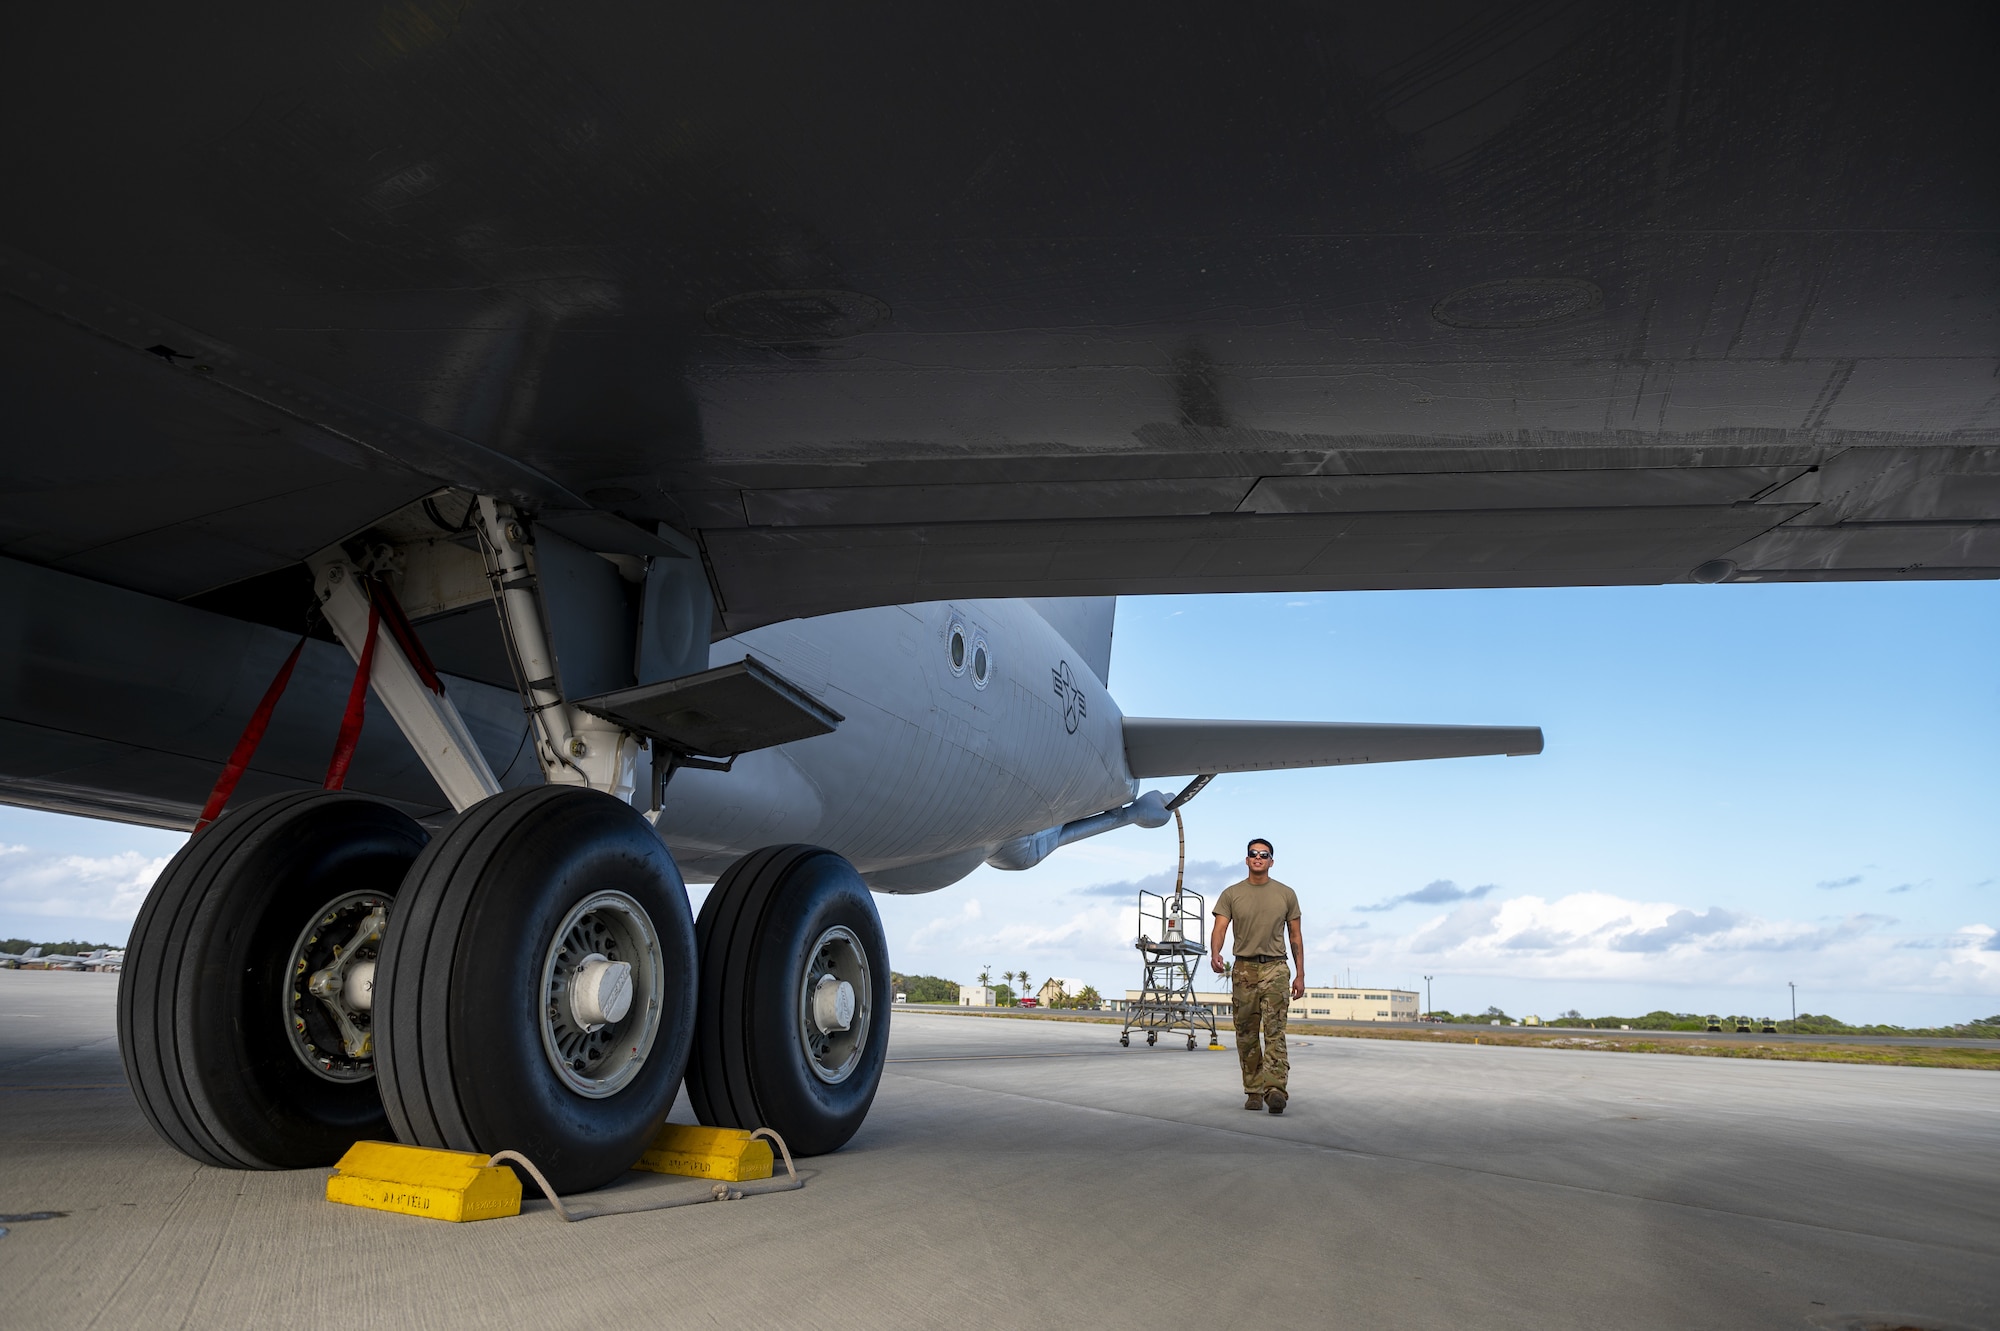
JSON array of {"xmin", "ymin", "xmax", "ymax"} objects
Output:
[
  {"xmin": 117, "ymin": 791, "xmax": 426, "ymax": 1169},
  {"xmin": 687, "ymin": 845, "xmax": 890, "ymax": 1156},
  {"xmin": 375, "ymin": 786, "xmax": 696, "ymax": 1195}
]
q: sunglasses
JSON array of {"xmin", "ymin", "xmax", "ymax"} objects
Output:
[{"xmin": 1247, "ymin": 850, "xmax": 1272, "ymax": 860}]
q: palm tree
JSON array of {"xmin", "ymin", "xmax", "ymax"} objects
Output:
[{"xmin": 978, "ymin": 966, "xmax": 991, "ymax": 988}]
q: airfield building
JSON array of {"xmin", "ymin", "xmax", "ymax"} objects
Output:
[
  {"xmin": 1037, "ymin": 977, "xmax": 1089, "ymax": 1007},
  {"xmin": 1106, "ymin": 986, "xmax": 1421, "ymax": 1022}
]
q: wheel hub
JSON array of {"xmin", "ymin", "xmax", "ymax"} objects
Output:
[
  {"xmin": 811, "ymin": 974, "xmax": 856, "ymax": 1033},
  {"xmin": 798, "ymin": 925, "xmax": 871, "ymax": 1083},
  {"xmin": 570, "ymin": 954, "xmax": 635, "ymax": 1028},
  {"xmin": 285, "ymin": 894, "xmax": 389, "ymax": 1083},
  {"xmin": 539, "ymin": 892, "xmax": 664, "ymax": 1098}
]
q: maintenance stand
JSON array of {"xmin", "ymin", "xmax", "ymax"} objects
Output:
[{"xmin": 1120, "ymin": 886, "xmax": 1219, "ymax": 1050}]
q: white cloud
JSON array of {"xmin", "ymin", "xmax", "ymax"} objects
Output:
[
  {"xmin": 1304, "ymin": 888, "xmax": 2000, "ymax": 999},
  {"xmin": 1935, "ymin": 924, "xmax": 2000, "ymax": 990},
  {"xmin": 1407, "ymin": 899, "xmax": 1504, "ymax": 953},
  {"xmin": 0, "ymin": 848, "xmax": 170, "ymax": 923},
  {"xmin": 908, "ymin": 896, "xmax": 983, "ymax": 948},
  {"xmin": 987, "ymin": 903, "xmax": 1136, "ymax": 953},
  {"xmin": 889, "ymin": 849, "xmax": 2000, "ymax": 1009}
]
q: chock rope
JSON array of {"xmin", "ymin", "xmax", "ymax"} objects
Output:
[{"xmin": 491, "ymin": 1127, "xmax": 804, "ymax": 1222}]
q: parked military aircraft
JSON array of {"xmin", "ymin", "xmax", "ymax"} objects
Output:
[
  {"xmin": 14, "ymin": 948, "xmax": 126, "ymax": 972},
  {"xmin": 1, "ymin": 7, "xmax": 1991, "ymax": 1192},
  {"xmin": 0, "ymin": 945, "xmax": 102, "ymax": 971}
]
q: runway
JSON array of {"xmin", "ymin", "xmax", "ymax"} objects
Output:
[{"xmin": 3, "ymin": 970, "xmax": 1996, "ymax": 1330}]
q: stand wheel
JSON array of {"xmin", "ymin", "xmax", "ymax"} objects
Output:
[
  {"xmin": 688, "ymin": 845, "xmax": 891, "ymax": 1157},
  {"xmin": 1119, "ymin": 1034, "xmax": 1129, "ymax": 1047},
  {"xmin": 376, "ymin": 787, "xmax": 696, "ymax": 1195},
  {"xmin": 1146, "ymin": 1032, "xmax": 1158, "ymax": 1046},
  {"xmin": 1188, "ymin": 1036, "xmax": 1197, "ymax": 1050},
  {"xmin": 119, "ymin": 791, "xmax": 426, "ymax": 1168}
]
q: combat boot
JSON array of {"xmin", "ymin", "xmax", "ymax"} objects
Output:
[
  {"xmin": 1265, "ymin": 1088, "xmax": 1288, "ymax": 1114},
  {"xmin": 1243, "ymin": 1093, "xmax": 1264, "ymax": 1110}
]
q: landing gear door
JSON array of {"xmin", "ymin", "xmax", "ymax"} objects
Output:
[{"xmin": 635, "ymin": 527, "xmax": 714, "ymax": 686}]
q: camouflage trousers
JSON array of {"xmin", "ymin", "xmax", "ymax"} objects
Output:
[{"xmin": 1231, "ymin": 957, "xmax": 1291, "ymax": 1094}]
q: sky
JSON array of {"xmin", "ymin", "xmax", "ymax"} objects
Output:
[
  {"xmin": 3, "ymin": 581, "xmax": 1995, "ymax": 1026},
  {"xmin": 871, "ymin": 581, "xmax": 2000, "ymax": 1027}
]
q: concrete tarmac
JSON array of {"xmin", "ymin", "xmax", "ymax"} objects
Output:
[{"xmin": 3, "ymin": 970, "xmax": 1997, "ymax": 1330}]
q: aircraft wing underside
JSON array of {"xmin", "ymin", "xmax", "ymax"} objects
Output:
[{"xmin": 0, "ymin": 6, "xmax": 1994, "ymax": 635}]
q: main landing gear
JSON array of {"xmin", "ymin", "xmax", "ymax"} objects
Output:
[
  {"xmin": 121, "ymin": 506, "xmax": 883, "ymax": 1191},
  {"xmin": 123, "ymin": 791, "xmax": 891, "ymax": 1191}
]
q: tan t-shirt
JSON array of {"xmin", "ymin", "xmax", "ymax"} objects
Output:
[{"xmin": 1213, "ymin": 878, "xmax": 1301, "ymax": 959}]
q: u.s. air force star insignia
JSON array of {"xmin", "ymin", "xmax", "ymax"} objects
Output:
[{"xmin": 1050, "ymin": 660, "xmax": 1087, "ymax": 734}]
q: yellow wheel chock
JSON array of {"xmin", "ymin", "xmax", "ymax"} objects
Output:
[
  {"xmin": 324, "ymin": 1141, "xmax": 522, "ymax": 1222},
  {"xmin": 633, "ymin": 1123, "xmax": 774, "ymax": 1181},
  {"xmin": 325, "ymin": 1125, "xmax": 799, "ymax": 1223}
]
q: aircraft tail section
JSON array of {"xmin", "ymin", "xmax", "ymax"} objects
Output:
[
  {"xmin": 1023, "ymin": 598, "xmax": 1115, "ymax": 686},
  {"xmin": 1123, "ymin": 717, "xmax": 1544, "ymax": 778}
]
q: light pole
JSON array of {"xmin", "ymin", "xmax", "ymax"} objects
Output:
[
  {"xmin": 1424, "ymin": 974, "xmax": 1433, "ymax": 1018},
  {"xmin": 1789, "ymin": 981, "xmax": 1797, "ymax": 1028}
]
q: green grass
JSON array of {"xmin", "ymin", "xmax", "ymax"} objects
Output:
[
  {"xmin": 896, "ymin": 1006, "xmax": 2000, "ymax": 1071},
  {"xmin": 1297, "ymin": 1023, "xmax": 2000, "ymax": 1071}
]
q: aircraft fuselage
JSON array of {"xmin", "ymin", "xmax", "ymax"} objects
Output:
[{"xmin": 663, "ymin": 599, "xmax": 1136, "ymax": 889}]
